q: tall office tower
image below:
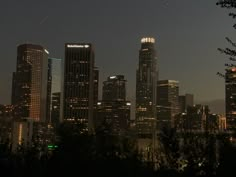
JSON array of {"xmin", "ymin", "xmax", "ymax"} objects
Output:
[
  {"xmin": 96, "ymin": 75, "xmax": 130, "ymax": 135},
  {"xmin": 179, "ymin": 94, "xmax": 194, "ymax": 113},
  {"xmin": 225, "ymin": 67, "xmax": 236, "ymax": 131},
  {"xmin": 12, "ymin": 44, "xmax": 50, "ymax": 122},
  {"xmin": 47, "ymin": 59, "xmax": 52, "ymax": 122},
  {"xmin": 157, "ymin": 80, "xmax": 179, "ymax": 129},
  {"xmin": 49, "ymin": 58, "xmax": 62, "ymax": 124},
  {"xmin": 93, "ymin": 67, "xmax": 99, "ymax": 128},
  {"xmin": 93, "ymin": 67, "xmax": 99, "ymax": 105},
  {"xmin": 63, "ymin": 43, "xmax": 96, "ymax": 133},
  {"xmin": 136, "ymin": 37, "xmax": 158, "ymax": 136},
  {"xmin": 102, "ymin": 75, "xmax": 126, "ymax": 101}
]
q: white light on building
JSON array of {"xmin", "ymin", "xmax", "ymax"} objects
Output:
[
  {"xmin": 141, "ymin": 37, "xmax": 155, "ymax": 43},
  {"xmin": 67, "ymin": 44, "xmax": 90, "ymax": 48},
  {"xmin": 44, "ymin": 49, "xmax": 49, "ymax": 54}
]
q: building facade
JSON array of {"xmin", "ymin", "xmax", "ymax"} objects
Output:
[
  {"xmin": 63, "ymin": 43, "xmax": 96, "ymax": 133},
  {"xmin": 0, "ymin": 104, "xmax": 13, "ymax": 143},
  {"xmin": 93, "ymin": 68, "xmax": 99, "ymax": 105},
  {"xmin": 49, "ymin": 58, "xmax": 62, "ymax": 125},
  {"xmin": 12, "ymin": 118, "xmax": 34, "ymax": 152},
  {"xmin": 102, "ymin": 75, "xmax": 126, "ymax": 101},
  {"xmin": 12, "ymin": 44, "xmax": 51, "ymax": 122},
  {"xmin": 96, "ymin": 101, "xmax": 131, "ymax": 135},
  {"xmin": 96, "ymin": 75, "xmax": 130, "ymax": 135},
  {"xmin": 49, "ymin": 58, "xmax": 62, "ymax": 95},
  {"xmin": 136, "ymin": 37, "xmax": 158, "ymax": 136},
  {"xmin": 174, "ymin": 105, "xmax": 220, "ymax": 133},
  {"xmin": 179, "ymin": 94, "xmax": 194, "ymax": 113},
  {"xmin": 225, "ymin": 67, "xmax": 236, "ymax": 131},
  {"xmin": 157, "ymin": 80, "xmax": 179, "ymax": 129},
  {"xmin": 51, "ymin": 92, "xmax": 61, "ymax": 127}
]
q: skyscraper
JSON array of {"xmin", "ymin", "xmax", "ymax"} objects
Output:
[
  {"xmin": 157, "ymin": 80, "xmax": 179, "ymax": 129},
  {"xmin": 96, "ymin": 75, "xmax": 130, "ymax": 135},
  {"xmin": 136, "ymin": 37, "xmax": 158, "ymax": 136},
  {"xmin": 63, "ymin": 43, "xmax": 96, "ymax": 133},
  {"xmin": 93, "ymin": 67, "xmax": 99, "ymax": 107},
  {"xmin": 179, "ymin": 94, "xmax": 194, "ymax": 113},
  {"xmin": 12, "ymin": 44, "xmax": 50, "ymax": 122},
  {"xmin": 225, "ymin": 67, "xmax": 236, "ymax": 131}
]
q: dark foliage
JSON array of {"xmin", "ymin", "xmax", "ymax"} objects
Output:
[{"xmin": 44, "ymin": 122, "xmax": 154, "ymax": 177}]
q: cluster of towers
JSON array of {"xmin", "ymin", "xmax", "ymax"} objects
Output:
[
  {"xmin": 9, "ymin": 39, "xmax": 194, "ymax": 132},
  {"xmin": 9, "ymin": 36, "xmax": 230, "ymax": 148},
  {"xmin": 10, "ymin": 43, "xmax": 129, "ymax": 134},
  {"xmin": 0, "ymin": 36, "xmax": 232, "ymax": 152}
]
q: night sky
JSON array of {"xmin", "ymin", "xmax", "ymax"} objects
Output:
[{"xmin": 0, "ymin": 0, "xmax": 234, "ymax": 107}]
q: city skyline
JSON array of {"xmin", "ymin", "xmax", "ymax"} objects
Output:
[
  {"xmin": 0, "ymin": 0, "xmax": 234, "ymax": 106},
  {"xmin": 1, "ymin": 1, "xmax": 236, "ymax": 176}
]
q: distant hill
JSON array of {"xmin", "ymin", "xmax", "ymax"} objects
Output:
[{"xmin": 196, "ymin": 99, "xmax": 225, "ymax": 115}]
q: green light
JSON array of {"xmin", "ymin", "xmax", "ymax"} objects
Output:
[{"xmin": 47, "ymin": 144, "xmax": 58, "ymax": 149}]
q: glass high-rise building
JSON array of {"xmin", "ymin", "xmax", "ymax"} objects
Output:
[
  {"xmin": 12, "ymin": 44, "xmax": 51, "ymax": 122},
  {"xmin": 136, "ymin": 37, "xmax": 158, "ymax": 136},
  {"xmin": 48, "ymin": 58, "xmax": 62, "ymax": 124},
  {"xmin": 63, "ymin": 43, "xmax": 96, "ymax": 133},
  {"xmin": 49, "ymin": 58, "xmax": 62, "ymax": 95},
  {"xmin": 225, "ymin": 67, "xmax": 236, "ymax": 131}
]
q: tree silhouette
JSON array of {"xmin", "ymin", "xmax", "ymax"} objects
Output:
[
  {"xmin": 216, "ymin": 0, "xmax": 236, "ymax": 75},
  {"xmin": 215, "ymin": 2, "xmax": 236, "ymax": 173},
  {"xmin": 44, "ymin": 122, "xmax": 154, "ymax": 177}
]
